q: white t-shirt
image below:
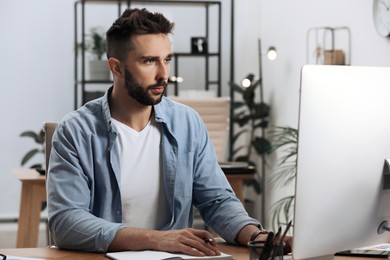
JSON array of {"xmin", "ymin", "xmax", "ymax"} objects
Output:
[{"xmin": 112, "ymin": 117, "xmax": 169, "ymax": 229}]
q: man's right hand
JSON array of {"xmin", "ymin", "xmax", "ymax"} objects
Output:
[
  {"xmin": 151, "ymin": 228, "xmax": 221, "ymax": 257},
  {"xmin": 108, "ymin": 227, "xmax": 221, "ymax": 257}
]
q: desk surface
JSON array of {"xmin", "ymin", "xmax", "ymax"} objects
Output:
[
  {"xmin": 0, "ymin": 245, "xmax": 243, "ymax": 260},
  {"xmin": 0, "ymin": 244, "xmax": 378, "ymax": 260},
  {"xmin": 14, "ymin": 168, "xmax": 45, "ymax": 182}
]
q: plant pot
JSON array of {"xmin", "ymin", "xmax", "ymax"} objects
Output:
[{"xmin": 88, "ymin": 60, "xmax": 110, "ymax": 81}]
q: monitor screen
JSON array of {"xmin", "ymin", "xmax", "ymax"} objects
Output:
[{"xmin": 292, "ymin": 65, "xmax": 390, "ymax": 260}]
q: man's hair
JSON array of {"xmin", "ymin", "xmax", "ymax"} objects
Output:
[{"xmin": 106, "ymin": 8, "xmax": 174, "ymax": 61}]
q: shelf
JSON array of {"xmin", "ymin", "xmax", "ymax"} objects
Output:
[
  {"xmin": 80, "ymin": 0, "xmax": 220, "ymax": 4},
  {"xmin": 74, "ymin": 0, "xmax": 223, "ymax": 108},
  {"xmin": 77, "ymin": 80, "xmax": 113, "ymax": 84},
  {"xmin": 174, "ymin": 52, "xmax": 219, "ymax": 57},
  {"xmin": 128, "ymin": 0, "xmax": 221, "ymax": 5}
]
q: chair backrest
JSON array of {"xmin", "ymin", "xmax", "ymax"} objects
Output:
[
  {"xmin": 169, "ymin": 96, "xmax": 230, "ymax": 161},
  {"xmin": 43, "ymin": 122, "xmax": 58, "ymax": 173}
]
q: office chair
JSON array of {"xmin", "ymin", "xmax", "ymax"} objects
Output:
[
  {"xmin": 42, "ymin": 121, "xmax": 57, "ymax": 246},
  {"xmin": 169, "ymin": 96, "xmax": 230, "ymax": 229},
  {"xmin": 43, "ymin": 122, "xmax": 57, "ymax": 173},
  {"xmin": 169, "ymin": 96, "xmax": 255, "ymax": 205},
  {"xmin": 169, "ymin": 96, "xmax": 230, "ymax": 162}
]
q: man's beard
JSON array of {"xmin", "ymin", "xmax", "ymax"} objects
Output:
[{"xmin": 124, "ymin": 68, "xmax": 167, "ymax": 106}]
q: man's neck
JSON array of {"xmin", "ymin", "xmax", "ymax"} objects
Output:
[{"xmin": 109, "ymin": 89, "xmax": 153, "ymax": 132}]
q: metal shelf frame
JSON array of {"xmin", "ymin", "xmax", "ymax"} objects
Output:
[{"xmin": 74, "ymin": 0, "xmax": 224, "ymax": 109}]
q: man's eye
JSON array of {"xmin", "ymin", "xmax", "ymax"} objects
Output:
[
  {"xmin": 164, "ymin": 58, "xmax": 172, "ymax": 64},
  {"xmin": 144, "ymin": 59, "xmax": 155, "ymax": 64}
]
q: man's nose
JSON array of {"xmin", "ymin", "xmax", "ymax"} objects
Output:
[{"xmin": 156, "ymin": 62, "xmax": 169, "ymax": 82}]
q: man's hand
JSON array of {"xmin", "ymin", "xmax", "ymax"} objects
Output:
[
  {"xmin": 108, "ymin": 227, "xmax": 220, "ymax": 257},
  {"xmin": 151, "ymin": 228, "xmax": 221, "ymax": 257},
  {"xmin": 282, "ymin": 235, "xmax": 293, "ymax": 255}
]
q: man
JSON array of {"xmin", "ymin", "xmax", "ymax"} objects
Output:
[{"xmin": 47, "ymin": 8, "xmax": 278, "ymax": 256}]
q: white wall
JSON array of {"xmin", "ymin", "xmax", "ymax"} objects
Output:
[
  {"xmin": 0, "ymin": 0, "xmax": 389, "ymax": 226},
  {"xmin": 0, "ymin": 0, "xmax": 233, "ymax": 218},
  {"xmin": 256, "ymin": 0, "xmax": 390, "ymax": 227},
  {"xmin": 0, "ymin": 1, "xmax": 74, "ymax": 216}
]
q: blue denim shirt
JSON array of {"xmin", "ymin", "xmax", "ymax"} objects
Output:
[{"xmin": 47, "ymin": 87, "xmax": 260, "ymax": 252}]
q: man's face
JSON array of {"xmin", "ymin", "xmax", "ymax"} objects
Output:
[
  {"xmin": 123, "ymin": 33, "xmax": 173, "ymax": 106},
  {"xmin": 123, "ymin": 66, "xmax": 167, "ymax": 106}
]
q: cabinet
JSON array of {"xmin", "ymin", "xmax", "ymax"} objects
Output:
[{"xmin": 74, "ymin": 0, "xmax": 223, "ymax": 109}]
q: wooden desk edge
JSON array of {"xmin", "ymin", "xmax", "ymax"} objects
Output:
[
  {"xmin": 13, "ymin": 168, "xmax": 45, "ymax": 182},
  {"xmin": 0, "ymin": 244, "xmax": 247, "ymax": 260},
  {"xmin": 0, "ymin": 244, "xmax": 379, "ymax": 260}
]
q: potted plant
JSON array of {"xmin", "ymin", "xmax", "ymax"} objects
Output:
[
  {"xmin": 20, "ymin": 129, "xmax": 45, "ymax": 175},
  {"xmin": 80, "ymin": 27, "xmax": 110, "ymax": 81},
  {"xmin": 268, "ymin": 126, "xmax": 298, "ymax": 231},
  {"xmin": 229, "ymin": 74, "xmax": 272, "ymax": 195}
]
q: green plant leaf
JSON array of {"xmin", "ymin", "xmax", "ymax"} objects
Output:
[
  {"xmin": 243, "ymin": 90, "xmax": 255, "ymax": 108},
  {"xmin": 254, "ymin": 102, "xmax": 270, "ymax": 119},
  {"xmin": 20, "ymin": 130, "xmax": 44, "ymax": 144},
  {"xmin": 232, "ymin": 101, "xmax": 246, "ymax": 110},
  {"xmin": 232, "ymin": 129, "xmax": 247, "ymax": 144},
  {"xmin": 229, "ymin": 81, "xmax": 245, "ymax": 94},
  {"xmin": 244, "ymin": 179, "xmax": 261, "ymax": 194},
  {"xmin": 270, "ymin": 162, "xmax": 297, "ymax": 187},
  {"xmin": 270, "ymin": 195, "xmax": 295, "ymax": 231},
  {"xmin": 232, "ymin": 110, "xmax": 249, "ymax": 122},
  {"xmin": 30, "ymin": 163, "xmax": 44, "ymax": 170},
  {"xmin": 252, "ymin": 137, "xmax": 272, "ymax": 155},
  {"xmin": 229, "ymin": 74, "xmax": 272, "ymax": 196},
  {"xmin": 20, "ymin": 128, "xmax": 45, "ymax": 171},
  {"xmin": 80, "ymin": 27, "xmax": 107, "ymax": 60},
  {"xmin": 21, "ymin": 149, "xmax": 41, "ymax": 166},
  {"xmin": 269, "ymin": 126, "xmax": 298, "ymax": 152},
  {"xmin": 251, "ymin": 78, "xmax": 261, "ymax": 89},
  {"xmin": 268, "ymin": 126, "xmax": 298, "ymax": 229},
  {"xmin": 235, "ymin": 115, "xmax": 251, "ymax": 127},
  {"xmin": 255, "ymin": 120, "xmax": 269, "ymax": 129},
  {"xmin": 232, "ymin": 145, "xmax": 246, "ymax": 158}
]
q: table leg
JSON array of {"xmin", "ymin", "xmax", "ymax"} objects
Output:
[{"xmin": 16, "ymin": 182, "xmax": 46, "ymax": 248}]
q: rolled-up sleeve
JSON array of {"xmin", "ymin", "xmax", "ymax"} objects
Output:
[{"xmin": 47, "ymin": 120, "xmax": 126, "ymax": 252}]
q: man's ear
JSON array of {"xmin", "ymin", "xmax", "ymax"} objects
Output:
[{"xmin": 108, "ymin": 58, "xmax": 123, "ymax": 79}]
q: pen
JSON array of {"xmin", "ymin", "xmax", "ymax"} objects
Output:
[
  {"xmin": 272, "ymin": 227, "xmax": 282, "ymax": 259},
  {"xmin": 279, "ymin": 220, "xmax": 292, "ymax": 245},
  {"xmin": 260, "ymin": 231, "xmax": 274, "ymax": 260},
  {"xmin": 204, "ymin": 238, "xmax": 213, "ymax": 244}
]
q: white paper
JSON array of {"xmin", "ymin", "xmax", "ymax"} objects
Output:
[
  {"xmin": 1, "ymin": 256, "xmax": 45, "ymax": 260},
  {"xmin": 355, "ymin": 243, "xmax": 390, "ymax": 251},
  {"xmin": 106, "ymin": 250, "xmax": 232, "ymax": 260}
]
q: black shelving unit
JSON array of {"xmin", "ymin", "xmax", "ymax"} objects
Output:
[
  {"xmin": 74, "ymin": 0, "xmax": 222, "ymax": 109},
  {"xmin": 74, "ymin": 0, "xmax": 126, "ymax": 109}
]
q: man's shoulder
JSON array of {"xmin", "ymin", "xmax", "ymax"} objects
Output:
[
  {"xmin": 155, "ymin": 97, "xmax": 205, "ymax": 134},
  {"xmin": 157, "ymin": 96, "xmax": 199, "ymax": 116},
  {"xmin": 59, "ymin": 98, "xmax": 107, "ymax": 132}
]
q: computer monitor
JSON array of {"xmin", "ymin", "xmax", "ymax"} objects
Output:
[{"xmin": 292, "ymin": 65, "xmax": 390, "ymax": 260}]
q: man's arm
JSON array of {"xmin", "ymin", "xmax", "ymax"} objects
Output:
[
  {"xmin": 236, "ymin": 224, "xmax": 292, "ymax": 254},
  {"xmin": 47, "ymin": 121, "xmax": 124, "ymax": 252},
  {"xmin": 235, "ymin": 224, "xmax": 269, "ymax": 245}
]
